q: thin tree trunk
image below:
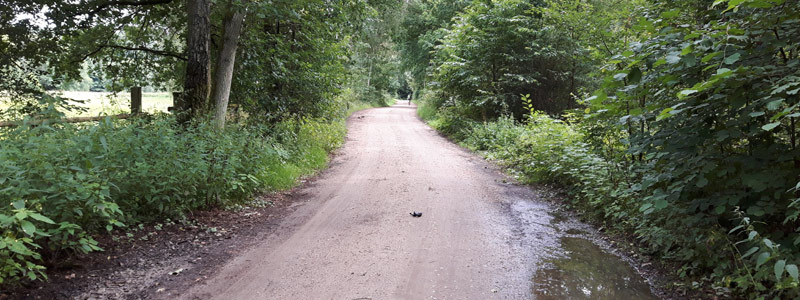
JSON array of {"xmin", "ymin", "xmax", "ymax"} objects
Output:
[
  {"xmin": 366, "ymin": 61, "xmax": 373, "ymax": 88},
  {"xmin": 182, "ymin": 0, "xmax": 211, "ymax": 123},
  {"xmin": 213, "ymin": 4, "xmax": 246, "ymax": 129}
]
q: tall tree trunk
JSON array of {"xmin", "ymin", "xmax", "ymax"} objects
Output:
[
  {"xmin": 213, "ymin": 4, "xmax": 245, "ymax": 129},
  {"xmin": 182, "ymin": 0, "xmax": 211, "ymax": 123}
]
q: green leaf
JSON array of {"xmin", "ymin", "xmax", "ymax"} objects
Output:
[
  {"xmin": 767, "ymin": 99, "xmax": 784, "ymax": 111},
  {"xmin": 756, "ymin": 252, "xmax": 770, "ymax": 268},
  {"xmin": 696, "ymin": 176, "xmax": 708, "ymax": 188},
  {"xmin": 715, "ymin": 68, "xmax": 732, "ymax": 76},
  {"xmin": 0, "ymin": 214, "xmax": 13, "ymax": 225},
  {"xmin": 681, "ymin": 45, "xmax": 693, "ymax": 56},
  {"xmin": 12, "ymin": 200, "xmax": 25, "ymax": 210},
  {"xmin": 20, "ymin": 220, "xmax": 36, "ymax": 236},
  {"xmin": 666, "ymin": 53, "xmax": 681, "ymax": 64},
  {"xmin": 775, "ymin": 260, "xmax": 786, "ymax": 281},
  {"xmin": 762, "ymin": 122, "xmax": 780, "ymax": 131},
  {"xmin": 724, "ymin": 53, "xmax": 741, "ymax": 65},
  {"xmin": 742, "ymin": 246, "xmax": 759, "ymax": 258},
  {"xmin": 660, "ymin": 9, "xmax": 680, "ymax": 18},
  {"xmin": 28, "ymin": 213, "xmax": 55, "ymax": 225},
  {"xmin": 657, "ymin": 108, "xmax": 674, "ymax": 121},
  {"xmin": 725, "ymin": 0, "xmax": 747, "ymax": 12},
  {"xmin": 787, "ymin": 264, "xmax": 799, "ymax": 282},
  {"xmin": 99, "ymin": 136, "xmax": 108, "ymax": 151},
  {"xmin": 748, "ymin": 206, "xmax": 765, "ymax": 217},
  {"xmin": 8, "ymin": 240, "xmax": 32, "ymax": 255},
  {"xmin": 678, "ymin": 89, "xmax": 698, "ymax": 99},
  {"xmin": 628, "ymin": 68, "xmax": 642, "ymax": 83},
  {"xmin": 655, "ymin": 199, "xmax": 668, "ymax": 209},
  {"xmin": 764, "ymin": 238, "xmax": 774, "ymax": 249},
  {"xmin": 702, "ymin": 52, "xmax": 721, "ymax": 63}
]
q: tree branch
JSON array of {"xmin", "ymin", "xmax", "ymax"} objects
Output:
[
  {"xmin": 74, "ymin": 45, "xmax": 106, "ymax": 63},
  {"xmin": 87, "ymin": 0, "xmax": 175, "ymax": 17},
  {"xmin": 100, "ymin": 44, "xmax": 187, "ymax": 60}
]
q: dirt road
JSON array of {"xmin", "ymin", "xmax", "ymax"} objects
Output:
[{"xmin": 181, "ymin": 103, "xmax": 656, "ymax": 300}]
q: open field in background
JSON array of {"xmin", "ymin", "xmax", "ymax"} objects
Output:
[{"xmin": 58, "ymin": 91, "xmax": 173, "ymax": 117}]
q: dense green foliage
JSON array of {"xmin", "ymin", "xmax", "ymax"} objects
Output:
[
  {"xmin": 1, "ymin": 0, "xmax": 401, "ymax": 121},
  {"xmin": 406, "ymin": 0, "xmax": 800, "ymax": 297},
  {"xmin": 0, "ymin": 114, "xmax": 345, "ymax": 283},
  {"xmin": 589, "ymin": 0, "xmax": 800, "ymax": 296},
  {"xmin": 230, "ymin": 0, "xmax": 387, "ymax": 119},
  {"xmin": 402, "ymin": 0, "xmax": 637, "ymax": 117}
]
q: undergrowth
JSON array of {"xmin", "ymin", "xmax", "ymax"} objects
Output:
[
  {"xmin": 0, "ymin": 109, "xmax": 353, "ymax": 285},
  {"xmin": 419, "ymin": 97, "xmax": 800, "ymax": 299}
]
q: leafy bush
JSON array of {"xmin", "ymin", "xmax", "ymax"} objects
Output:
[
  {"xmin": 584, "ymin": 0, "xmax": 800, "ymax": 297},
  {"xmin": 425, "ymin": 106, "xmax": 475, "ymax": 141},
  {"xmin": 459, "ymin": 111, "xmax": 633, "ymax": 226},
  {"xmin": 415, "ymin": 97, "xmax": 439, "ymax": 122},
  {"xmin": 0, "ymin": 113, "xmax": 346, "ymax": 284},
  {"xmin": 426, "ymin": 97, "xmax": 799, "ymax": 297}
]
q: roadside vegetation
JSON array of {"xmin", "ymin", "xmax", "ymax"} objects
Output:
[
  {"xmin": 1, "ymin": 0, "xmax": 403, "ymax": 286},
  {"xmin": 405, "ymin": 0, "xmax": 800, "ymax": 298},
  {"xmin": 3, "ymin": 0, "xmax": 799, "ymax": 298}
]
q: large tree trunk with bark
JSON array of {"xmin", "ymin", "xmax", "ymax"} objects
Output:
[
  {"xmin": 182, "ymin": 0, "xmax": 211, "ymax": 123},
  {"xmin": 212, "ymin": 4, "xmax": 245, "ymax": 129}
]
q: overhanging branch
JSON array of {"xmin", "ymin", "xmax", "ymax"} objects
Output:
[
  {"xmin": 100, "ymin": 44, "xmax": 187, "ymax": 60},
  {"xmin": 87, "ymin": 0, "xmax": 175, "ymax": 16}
]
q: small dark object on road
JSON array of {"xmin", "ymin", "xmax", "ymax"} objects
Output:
[{"xmin": 410, "ymin": 212, "xmax": 422, "ymax": 217}]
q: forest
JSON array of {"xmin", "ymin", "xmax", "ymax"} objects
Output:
[{"xmin": 1, "ymin": 0, "xmax": 799, "ymax": 298}]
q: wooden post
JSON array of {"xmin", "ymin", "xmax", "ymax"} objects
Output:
[{"xmin": 131, "ymin": 87, "xmax": 142, "ymax": 114}]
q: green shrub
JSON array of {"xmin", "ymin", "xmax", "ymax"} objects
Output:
[
  {"xmin": 415, "ymin": 97, "xmax": 439, "ymax": 122},
  {"xmin": 0, "ymin": 113, "xmax": 348, "ymax": 284},
  {"xmin": 436, "ymin": 102, "xmax": 800, "ymax": 297}
]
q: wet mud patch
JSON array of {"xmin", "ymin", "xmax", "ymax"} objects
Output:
[
  {"xmin": 495, "ymin": 183, "xmax": 665, "ymax": 299},
  {"xmin": 532, "ymin": 237, "xmax": 658, "ymax": 300}
]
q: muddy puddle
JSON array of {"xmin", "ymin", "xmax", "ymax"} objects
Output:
[
  {"xmin": 532, "ymin": 237, "xmax": 658, "ymax": 300},
  {"xmin": 501, "ymin": 188, "xmax": 661, "ymax": 299}
]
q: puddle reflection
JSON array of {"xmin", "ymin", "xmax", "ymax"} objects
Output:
[{"xmin": 532, "ymin": 237, "xmax": 658, "ymax": 300}]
